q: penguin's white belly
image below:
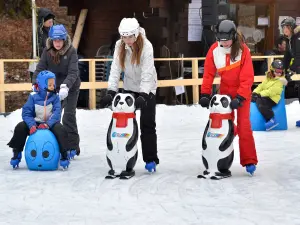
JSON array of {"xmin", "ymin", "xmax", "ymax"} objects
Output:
[
  {"xmin": 107, "ymin": 118, "xmax": 138, "ymax": 173},
  {"xmin": 203, "ymin": 120, "xmax": 234, "ymax": 172}
]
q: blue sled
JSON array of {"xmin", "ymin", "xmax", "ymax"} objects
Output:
[{"xmin": 250, "ymin": 90, "xmax": 288, "ymax": 131}]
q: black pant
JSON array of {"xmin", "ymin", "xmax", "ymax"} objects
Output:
[
  {"xmin": 61, "ymin": 89, "xmax": 80, "ymax": 152},
  {"xmin": 7, "ymin": 121, "xmax": 68, "ymax": 155},
  {"xmin": 123, "ymin": 90, "xmax": 159, "ymax": 164},
  {"xmin": 30, "ymin": 72, "xmax": 33, "ymax": 83},
  {"xmin": 256, "ymin": 97, "xmax": 277, "ymax": 121}
]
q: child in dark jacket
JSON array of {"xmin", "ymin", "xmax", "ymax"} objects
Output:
[
  {"xmin": 251, "ymin": 59, "xmax": 287, "ymax": 131},
  {"xmin": 7, "ymin": 70, "xmax": 70, "ymax": 169}
]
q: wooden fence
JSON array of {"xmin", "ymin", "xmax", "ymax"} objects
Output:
[{"xmin": 0, "ymin": 55, "xmax": 299, "ymax": 113}]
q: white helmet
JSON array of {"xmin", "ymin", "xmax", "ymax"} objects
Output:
[{"xmin": 118, "ymin": 18, "xmax": 140, "ymax": 38}]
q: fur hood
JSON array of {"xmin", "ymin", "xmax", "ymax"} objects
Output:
[
  {"xmin": 46, "ymin": 35, "xmax": 72, "ymax": 55},
  {"xmin": 279, "ymin": 77, "xmax": 288, "ymax": 86},
  {"xmin": 266, "ymin": 71, "xmax": 288, "ymax": 86},
  {"xmin": 294, "ymin": 26, "xmax": 300, "ymax": 34}
]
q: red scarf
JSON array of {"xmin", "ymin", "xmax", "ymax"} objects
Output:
[
  {"xmin": 112, "ymin": 112, "xmax": 135, "ymax": 128},
  {"xmin": 209, "ymin": 113, "xmax": 233, "ymax": 129}
]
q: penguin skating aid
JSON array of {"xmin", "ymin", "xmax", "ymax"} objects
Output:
[
  {"xmin": 198, "ymin": 94, "xmax": 235, "ymax": 180},
  {"xmin": 105, "ymin": 93, "xmax": 139, "ymax": 179}
]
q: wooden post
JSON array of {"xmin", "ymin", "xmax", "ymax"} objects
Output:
[
  {"xmin": 0, "ymin": 60, "xmax": 5, "ymax": 113},
  {"xmin": 72, "ymin": 9, "xmax": 88, "ymax": 50},
  {"xmin": 267, "ymin": 57, "xmax": 274, "ymax": 71},
  {"xmin": 89, "ymin": 59, "xmax": 96, "ymax": 109},
  {"xmin": 266, "ymin": 3, "xmax": 275, "ymax": 51},
  {"xmin": 192, "ymin": 59, "xmax": 199, "ymax": 104}
]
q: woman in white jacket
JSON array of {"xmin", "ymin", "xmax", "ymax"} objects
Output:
[{"xmin": 100, "ymin": 18, "xmax": 159, "ymax": 173}]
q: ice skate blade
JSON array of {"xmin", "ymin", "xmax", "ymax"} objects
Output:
[
  {"xmin": 197, "ymin": 173, "xmax": 231, "ymax": 180},
  {"xmin": 105, "ymin": 175, "xmax": 120, "ymax": 179},
  {"xmin": 119, "ymin": 175, "xmax": 135, "ymax": 179},
  {"xmin": 119, "ymin": 170, "xmax": 135, "ymax": 179}
]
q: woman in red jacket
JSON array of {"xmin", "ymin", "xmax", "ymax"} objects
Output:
[{"xmin": 199, "ymin": 20, "xmax": 258, "ymax": 175}]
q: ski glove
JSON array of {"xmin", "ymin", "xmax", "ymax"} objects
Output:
[
  {"xmin": 32, "ymin": 83, "xmax": 39, "ymax": 92},
  {"xmin": 38, "ymin": 124, "xmax": 49, "ymax": 129},
  {"xmin": 285, "ymin": 70, "xmax": 294, "ymax": 82},
  {"xmin": 99, "ymin": 90, "xmax": 116, "ymax": 108},
  {"xmin": 199, "ymin": 94, "xmax": 210, "ymax": 108},
  {"xmin": 251, "ymin": 93, "xmax": 260, "ymax": 102},
  {"xmin": 29, "ymin": 126, "xmax": 37, "ymax": 135},
  {"xmin": 59, "ymin": 84, "xmax": 69, "ymax": 101},
  {"xmin": 230, "ymin": 95, "xmax": 245, "ymax": 109},
  {"xmin": 135, "ymin": 92, "xmax": 148, "ymax": 109}
]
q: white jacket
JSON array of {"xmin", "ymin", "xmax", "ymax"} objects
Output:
[{"xmin": 108, "ymin": 37, "xmax": 157, "ymax": 95}]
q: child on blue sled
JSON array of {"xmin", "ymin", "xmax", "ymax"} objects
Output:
[
  {"xmin": 251, "ymin": 59, "xmax": 287, "ymax": 131},
  {"xmin": 7, "ymin": 70, "xmax": 70, "ymax": 169}
]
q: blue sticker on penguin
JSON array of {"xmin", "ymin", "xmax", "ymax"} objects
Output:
[
  {"xmin": 207, "ymin": 132, "xmax": 224, "ymax": 138},
  {"xmin": 112, "ymin": 132, "xmax": 130, "ymax": 138}
]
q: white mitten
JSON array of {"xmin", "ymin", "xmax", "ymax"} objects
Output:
[
  {"xmin": 59, "ymin": 84, "xmax": 69, "ymax": 100},
  {"xmin": 32, "ymin": 85, "xmax": 36, "ymax": 92}
]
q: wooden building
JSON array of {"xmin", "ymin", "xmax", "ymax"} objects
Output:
[
  {"xmin": 58, "ymin": 0, "xmax": 300, "ymax": 106},
  {"xmin": 228, "ymin": 0, "xmax": 300, "ymax": 54},
  {"xmin": 59, "ymin": 0, "xmax": 189, "ymax": 57}
]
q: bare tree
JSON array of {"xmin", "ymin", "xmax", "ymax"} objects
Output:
[{"xmin": 1, "ymin": 0, "xmax": 31, "ymax": 18}]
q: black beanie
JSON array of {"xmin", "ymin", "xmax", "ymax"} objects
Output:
[{"xmin": 44, "ymin": 14, "xmax": 55, "ymax": 22}]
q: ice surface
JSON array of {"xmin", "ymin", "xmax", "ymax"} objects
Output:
[{"xmin": 1, "ymin": 101, "xmax": 300, "ymax": 225}]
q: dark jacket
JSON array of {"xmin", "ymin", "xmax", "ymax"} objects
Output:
[
  {"xmin": 37, "ymin": 8, "xmax": 55, "ymax": 57},
  {"xmin": 32, "ymin": 35, "xmax": 81, "ymax": 92},
  {"xmin": 283, "ymin": 26, "xmax": 300, "ymax": 73}
]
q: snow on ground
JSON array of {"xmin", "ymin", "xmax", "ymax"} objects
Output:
[{"xmin": 1, "ymin": 101, "xmax": 300, "ymax": 225}]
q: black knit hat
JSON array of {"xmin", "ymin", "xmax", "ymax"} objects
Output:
[{"xmin": 44, "ymin": 13, "xmax": 55, "ymax": 22}]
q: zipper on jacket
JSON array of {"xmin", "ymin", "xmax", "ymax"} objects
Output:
[{"xmin": 43, "ymin": 92, "xmax": 48, "ymax": 122}]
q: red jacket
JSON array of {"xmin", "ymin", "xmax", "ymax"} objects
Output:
[{"xmin": 201, "ymin": 42, "xmax": 254, "ymax": 100}]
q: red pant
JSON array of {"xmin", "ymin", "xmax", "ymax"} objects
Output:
[
  {"xmin": 219, "ymin": 86, "xmax": 258, "ymax": 166},
  {"xmin": 231, "ymin": 98, "xmax": 258, "ymax": 166}
]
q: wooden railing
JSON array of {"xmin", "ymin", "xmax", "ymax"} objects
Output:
[{"xmin": 0, "ymin": 55, "xmax": 299, "ymax": 113}]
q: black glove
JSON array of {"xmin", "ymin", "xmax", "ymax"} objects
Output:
[
  {"xmin": 251, "ymin": 93, "xmax": 260, "ymax": 102},
  {"xmin": 199, "ymin": 94, "xmax": 211, "ymax": 108},
  {"xmin": 230, "ymin": 95, "xmax": 245, "ymax": 109},
  {"xmin": 285, "ymin": 71, "xmax": 294, "ymax": 82},
  {"xmin": 135, "ymin": 92, "xmax": 148, "ymax": 109},
  {"xmin": 99, "ymin": 90, "xmax": 116, "ymax": 108}
]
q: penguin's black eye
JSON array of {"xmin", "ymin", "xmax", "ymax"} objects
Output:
[
  {"xmin": 210, "ymin": 96, "xmax": 217, "ymax": 107},
  {"xmin": 125, "ymin": 96, "xmax": 134, "ymax": 107},
  {"xmin": 114, "ymin": 96, "xmax": 121, "ymax": 107},
  {"xmin": 221, "ymin": 97, "xmax": 229, "ymax": 108}
]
